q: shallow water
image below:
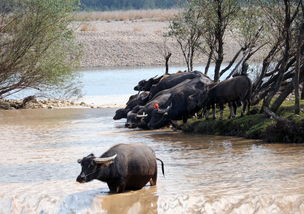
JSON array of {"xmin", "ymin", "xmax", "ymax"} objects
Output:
[{"xmin": 0, "ymin": 108, "xmax": 304, "ymax": 214}]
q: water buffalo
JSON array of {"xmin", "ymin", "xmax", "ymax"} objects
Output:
[
  {"xmin": 149, "ymin": 71, "xmax": 210, "ymax": 99},
  {"xmin": 113, "ymin": 91, "xmax": 150, "ymax": 120},
  {"xmin": 204, "ymin": 75, "xmax": 252, "ymax": 120},
  {"xmin": 134, "ymin": 75, "xmax": 165, "ymax": 91},
  {"xmin": 77, "ymin": 144, "xmax": 164, "ymax": 193},
  {"xmin": 125, "ymin": 105, "xmax": 143, "ymax": 128},
  {"xmin": 136, "ymin": 92, "xmax": 173, "ymax": 129},
  {"xmin": 113, "ymin": 108, "xmax": 129, "ymax": 120},
  {"xmin": 147, "ymin": 77, "xmax": 210, "ymax": 129}
]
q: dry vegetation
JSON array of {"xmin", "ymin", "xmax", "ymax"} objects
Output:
[{"xmin": 74, "ymin": 9, "xmax": 180, "ymax": 22}]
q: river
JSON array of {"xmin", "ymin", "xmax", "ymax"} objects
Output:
[{"xmin": 1, "ymin": 67, "xmax": 304, "ymax": 213}]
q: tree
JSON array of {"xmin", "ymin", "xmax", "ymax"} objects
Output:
[
  {"xmin": 250, "ymin": 0, "xmax": 304, "ymax": 113},
  {"xmin": 169, "ymin": 0, "xmax": 261, "ymax": 81},
  {"xmin": 0, "ymin": 0, "xmax": 81, "ymax": 99},
  {"xmin": 168, "ymin": 3, "xmax": 204, "ymax": 71},
  {"xmin": 157, "ymin": 38, "xmax": 172, "ymax": 74}
]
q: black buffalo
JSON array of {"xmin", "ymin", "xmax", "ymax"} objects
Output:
[
  {"xmin": 204, "ymin": 75, "xmax": 252, "ymax": 120},
  {"xmin": 135, "ymin": 76, "xmax": 212, "ymax": 129},
  {"xmin": 134, "ymin": 75, "xmax": 165, "ymax": 91},
  {"xmin": 77, "ymin": 144, "xmax": 164, "ymax": 193},
  {"xmin": 113, "ymin": 91, "xmax": 150, "ymax": 120},
  {"xmin": 136, "ymin": 93, "xmax": 172, "ymax": 129},
  {"xmin": 125, "ymin": 105, "xmax": 143, "ymax": 128},
  {"xmin": 146, "ymin": 77, "xmax": 210, "ymax": 129},
  {"xmin": 149, "ymin": 71, "xmax": 210, "ymax": 99}
]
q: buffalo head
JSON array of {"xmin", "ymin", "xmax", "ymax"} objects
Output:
[
  {"xmin": 113, "ymin": 108, "xmax": 128, "ymax": 120},
  {"xmin": 147, "ymin": 105, "xmax": 171, "ymax": 129},
  {"xmin": 76, "ymin": 153, "xmax": 117, "ymax": 183},
  {"xmin": 134, "ymin": 76, "xmax": 161, "ymax": 91}
]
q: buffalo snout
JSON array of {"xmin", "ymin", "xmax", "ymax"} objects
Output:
[{"xmin": 76, "ymin": 172, "xmax": 86, "ymax": 183}]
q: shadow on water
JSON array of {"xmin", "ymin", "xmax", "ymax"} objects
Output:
[{"xmin": 59, "ymin": 186, "xmax": 158, "ymax": 214}]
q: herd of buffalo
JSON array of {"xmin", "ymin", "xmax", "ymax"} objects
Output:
[
  {"xmin": 76, "ymin": 70, "xmax": 252, "ymax": 193},
  {"xmin": 113, "ymin": 70, "xmax": 252, "ymax": 129}
]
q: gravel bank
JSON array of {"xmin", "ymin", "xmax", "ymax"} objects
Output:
[{"xmin": 75, "ymin": 20, "xmax": 255, "ymax": 69}]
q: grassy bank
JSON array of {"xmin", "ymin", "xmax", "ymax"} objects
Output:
[{"xmin": 182, "ymin": 101, "xmax": 304, "ymax": 143}]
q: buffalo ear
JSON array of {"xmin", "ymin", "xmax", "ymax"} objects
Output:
[{"xmin": 77, "ymin": 159, "xmax": 82, "ymax": 164}]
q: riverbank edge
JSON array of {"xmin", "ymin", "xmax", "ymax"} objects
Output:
[
  {"xmin": 182, "ymin": 109, "xmax": 304, "ymax": 144},
  {"xmin": 0, "ymin": 97, "xmax": 103, "ymax": 110}
]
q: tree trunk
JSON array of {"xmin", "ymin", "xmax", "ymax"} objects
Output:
[
  {"xmin": 204, "ymin": 48, "xmax": 213, "ymax": 75},
  {"xmin": 270, "ymin": 83, "xmax": 294, "ymax": 112},
  {"xmin": 294, "ymin": 22, "xmax": 304, "ymax": 113},
  {"xmin": 294, "ymin": 39, "xmax": 301, "ymax": 114},
  {"xmin": 165, "ymin": 52, "xmax": 172, "ymax": 75},
  {"xmin": 213, "ymin": 0, "xmax": 224, "ymax": 82},
  {"xmin": 214, "ymin": 55, "xmax": 223, "ymax": 82},
  {"xmin": 301, "ymin": 83, "xmax": 304, "ymax": 99}
]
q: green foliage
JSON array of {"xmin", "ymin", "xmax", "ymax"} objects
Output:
[{"xmin": 0, "ymin": 0, "xmax": 82, "ymax": 99}]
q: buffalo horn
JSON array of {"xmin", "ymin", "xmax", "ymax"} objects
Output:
[
  {"xmin": 94, "ymin": 154, "xmax": 117, "ymax": 164},
  {"xmin": 157, "ymin": 104, "xmax": 172, "ymax": 114},
  {"xmin": 136, "ymin": 112, "xmax": 148, "ymax": 118}
]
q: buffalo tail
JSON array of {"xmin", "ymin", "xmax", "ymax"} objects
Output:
[{"xmin": 156, "ymin": 158, "xmax": 165, "ymax": 177}]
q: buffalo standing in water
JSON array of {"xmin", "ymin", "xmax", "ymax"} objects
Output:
[{"xmin": 76, "ymin": 144, "xmax": 164, "ymax": 193}]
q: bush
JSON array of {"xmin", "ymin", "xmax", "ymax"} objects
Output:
[{"xmin": 0, "ymin": 0, "xmax": 81, "ymax": 99}]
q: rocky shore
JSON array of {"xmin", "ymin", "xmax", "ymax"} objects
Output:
[{"xmin": 0, "ymin": 96, "xmax": 101, "ymax": 110}]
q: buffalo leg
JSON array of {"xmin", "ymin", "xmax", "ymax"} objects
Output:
[
  {"xmin": 228, "ymin": 103, "xmax": 232, "ymax": 119},
  {"xmin": 212, "ymin": 104, "xmax": 216, "ymax": 120},
  {"xmin": 231, "ymin": 101, "xmax": 237, "ymax": 118},
  {"xmin": 150, "ymin": 165, "xmax": 157, "ymax": 186},
  {"xmin": 247, "ymin": 98, "xmax": 251, "ymax": 114},
  {"xmin": 170, "ymin": 121, "xmax": 181, "ymax": 130},
  {"xmin": 182, "ymin": 115, "xmax": 188, "ymax": 124},
  {"xmin": 241, "ymin": 100, "xmax": 247, "ymax": 117},
  {"xmin": 204, "ymin": 106, "xmax": 210, "ymax": 120},
  {"xmin": 219, "ymin": 104, "xmax": 224, "ymax": 120},
  {"xmin": 116, "ymin": 182, "xmax": 126, "ymax": 193},
  {"xmin": 107, "ymin": 183, "xmax": 117, "ymax": 192},
  {"xmin": 228, "ymin": 102, "xmax": 236, "ymax": 119}
]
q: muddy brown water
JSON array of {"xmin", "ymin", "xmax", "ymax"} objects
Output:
[{"xmin": 0, "ymin": 108, "xmax": 304, "ymax": 214}]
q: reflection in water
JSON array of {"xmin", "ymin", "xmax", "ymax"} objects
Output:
[{"xmin": 0, "ymin": 108, "xmax": 304, "ymax": 213}]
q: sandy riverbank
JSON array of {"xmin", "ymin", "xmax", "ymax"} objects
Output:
[{"xmin": 75, "ymin": 20, "xmax": 253, "ymax": 68}]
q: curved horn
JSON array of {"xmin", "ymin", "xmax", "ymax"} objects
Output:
[
  {"xmin": 94, "ymin": 154, "xmax": 117, "ymax": 164},
  {"xmin": 157, "ymin": 103, "xmax": 172, "ymax": 114},
  {"xmin": 136, "ymin": 112, "xmax": 148, "ymax": 118}
]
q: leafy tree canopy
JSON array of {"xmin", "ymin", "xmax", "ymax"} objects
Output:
[{"xmin": 0, "ymin": 0, "xmax": 82, "ymax": 99}]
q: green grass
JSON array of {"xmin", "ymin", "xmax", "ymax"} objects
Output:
[{"xmin": 183, "ymin": 100, "xmax": 304, "ymax": 143}]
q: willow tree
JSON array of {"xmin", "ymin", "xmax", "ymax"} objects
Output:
[
  {"xmin": 249, "ymin": 0, "xmax": 304, "ymax": 113},
  {"xmin": 0, "ymin": 0, "xmax": 81, "ymax": 99},
  {"xmin": 168, "ymin": 3, "xmax": 204, "ymax": 72},
  {"xmin": 169, "ymin": 0, "xmax": 255, "ymax": 81}
]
